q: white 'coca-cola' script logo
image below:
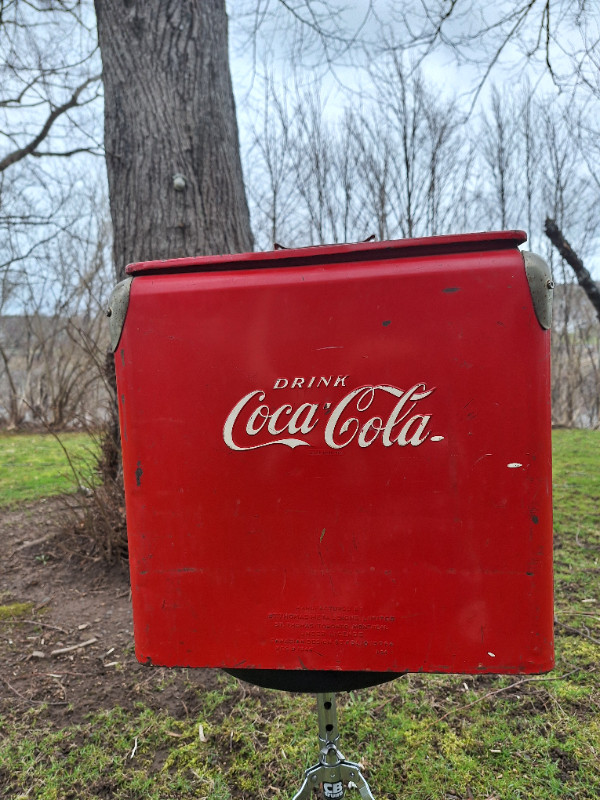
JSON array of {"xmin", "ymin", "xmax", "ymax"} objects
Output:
[{"xmin": 223, "ymin": 382, "xmax": 445, "ymax": 451}]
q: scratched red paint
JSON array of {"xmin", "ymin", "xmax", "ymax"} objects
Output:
[{"xmin": 114, "ymin": 232, "xmax": 554, "ymax": 675}]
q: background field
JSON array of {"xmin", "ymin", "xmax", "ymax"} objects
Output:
[
  {"xmin": 0, "ymin": 429, "xmax": 598, "ymax": 799},
  {"xmin": 0, "ymin": 432, "xmax": 99, "ymax": 507}
]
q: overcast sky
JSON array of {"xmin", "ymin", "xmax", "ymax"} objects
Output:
[{"xmin": 226, "ymin": 0, "xmax": 574, "ymax": 118}]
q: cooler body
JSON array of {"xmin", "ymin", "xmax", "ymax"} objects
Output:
[{"xmin": 112, "ymin": 232, "xmax": 554, "ymax": 677}]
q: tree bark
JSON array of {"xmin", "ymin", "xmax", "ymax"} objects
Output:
[
  {"xmin": 94, "ymin": 0, "xmax": 253, "ymax": 281},
  {"xmin": 544, "ymin": 218, "xmax": 600, "ymax": 325}
]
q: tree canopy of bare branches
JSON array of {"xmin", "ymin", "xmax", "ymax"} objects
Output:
[
  {"xmin": 389, "ymin": 0, "xmax": 600, "ymax": 106},
  {"xmin": 1, "ymin": 0, "xmax": 599, "ymax": 430}
]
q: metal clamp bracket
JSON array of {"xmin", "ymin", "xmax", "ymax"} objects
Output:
[{"xmin": 292, "ymin": 693, "xmax": 375, "ymax": 800}]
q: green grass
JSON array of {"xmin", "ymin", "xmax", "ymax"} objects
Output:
[
  {"xmin": 552, "ymin": 429, "xmax": 600, "ymax": 672},
  {"xmin": 0, "ymin": 429, "xmax": 599, "ymax": 799},
  {"xmin": 0, "ymin": 601, "xmax": 34, "ymax": 620},
  {"xmin": 0, "ymin": 431, "xmax": 99, "ymax": 507},
  {"xmin": 552, "ymin": 429, "xmax": 599, "ymax": 532}
]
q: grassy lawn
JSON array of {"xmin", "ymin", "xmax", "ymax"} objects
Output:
[
  {"xmin": 1, "ymin": 429, "xmax": 599, "ymax": 799},
  {"xmin": 0, "ymin": 431, "xmax": 99, "ymax": 507}
]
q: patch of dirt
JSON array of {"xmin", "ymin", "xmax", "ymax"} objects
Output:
[{"xmin": 1, "ymin": 496, "xmax": 221, "ymax": 726}]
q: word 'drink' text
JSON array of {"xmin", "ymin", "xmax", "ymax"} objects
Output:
[{"xmin": 274, "ymin": 376, "xmax": 349, "ymax": 389}]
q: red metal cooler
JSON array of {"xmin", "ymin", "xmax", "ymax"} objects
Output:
[{"xmin": 109, "ymin": 231, "xmax": 554, "ymax": 691}]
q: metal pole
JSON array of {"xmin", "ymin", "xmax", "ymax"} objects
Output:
[
  {"xmin": 291, "ymin": 693, "xmax": 376, "ymax": 800},
  {"xmin": 317, "ymin": 693, "xmax": 344, "ymax": 798}
]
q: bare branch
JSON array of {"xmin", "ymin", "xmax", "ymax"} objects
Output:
[
  {"xmin": 544, "ymin": 217, "xmax": 600, "ymax": 324},
  {"xmin": 0, "ymin": 73, "xmax": 101, "ymax": 173},
  {"xmin": 30, "ymin": 147, "xmax": 103, "ymax": 159}
]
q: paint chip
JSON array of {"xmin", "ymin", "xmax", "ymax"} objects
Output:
[
  {"xmin": 431, "ymin": 436, "xmax": 445, "ymax": 442},
  {"xmin": 507, "ymin": 462, "xmax": 523, "ymax": 469},
  {"xmin": 488, "ymin": 651, "xmax": 496, "ymax": 658}
]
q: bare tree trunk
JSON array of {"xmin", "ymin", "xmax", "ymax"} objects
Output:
[
  {"xmin": 0, "ymin": 341, "xmax": 24, "ymax": 428},
  {"xmin": 544, "ymin": 218, "xmax": 600, "ymax": 324},
  {"xmin": 94, "ymin": 0, "xmax": 253, "ymax": 280}
]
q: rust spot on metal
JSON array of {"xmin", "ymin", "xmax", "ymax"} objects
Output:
[
  {"xmin": 135, "ymin": 461, "xmax": 143, "ymax": 486},
  {"xmin": 382, "ymin": 320, "xmax": 391, "ymax": 327},
  {"xmin": 443, "ymin": 287, "xmax": 461, "ymax": 293}
]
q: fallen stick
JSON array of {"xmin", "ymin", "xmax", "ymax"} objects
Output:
[
  {"xmin": 438, "ymin": 666, "xmax": 591, "ymax": 722},
  {"xmin": 51, "ymin": 638, "xmax": 98, "ymax": 656},
  {"xmin": 23, "ymin": 620, "xmax": 69, "ymax": 634},
  {"xmin": 0, "ymin": 676, "xmax": 68, "ymax": 706},
  {"xmin": 14, "ymin": 531, "xmax": 59, "ymax": 551}
]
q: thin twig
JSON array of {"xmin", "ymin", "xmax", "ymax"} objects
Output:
[
  {"xmin": 554, "ymin": 618, "xmax": 600, "ymax": 645},
  {"xmin": 51, "ymin": 637, "xmax": 97, "ymax": 656},
  {"xmin": 438, "ymin": 668, "xmax": 588, "ymax": 721},
  {"xmin": 23, "ymin": 620, "xmax": 69, "ymax": 634},
  {"xmin": 0, "ymin": 676, "xmax": 68, "ymax": 706},
  {"xmin": 31, "ymin": 671, "xmax": 89, "ymax": 677},
  {"xmin": 14, "ymin": 531, "xmax": 60, "ymax": 551}
]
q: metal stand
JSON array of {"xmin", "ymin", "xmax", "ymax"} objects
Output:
[{"xmin": 292, "ymin": 692, "xmax": 375, "ymax": 799}]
